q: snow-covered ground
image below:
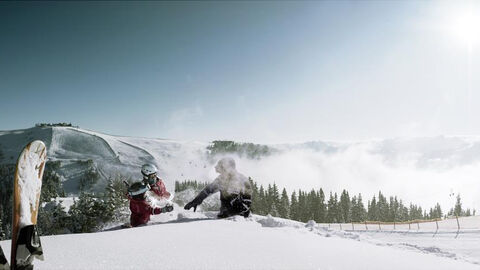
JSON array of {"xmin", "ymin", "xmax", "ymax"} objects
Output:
[
  {"xmin": 2, "ymin": 126, "xmax": 480, "ymax": 211},
  {"xmin": 1, "ymin": 207, "xmax": 479, "ymax": 270},
  {"xmin": 323, "ymin": 216, "xmax": 480, "ymax": 266},
  {"xmin": 2, "ymin": 126, "xmax": 480, "ymax": 269}
]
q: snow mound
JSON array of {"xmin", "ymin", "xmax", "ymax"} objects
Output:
[
  {"xmin": 255, "ymin": 214, "xmax": 304, "ymax": 229},
  {"xmin": 256, "ymin": 214, "xmax": 287, "ymax": 228}
]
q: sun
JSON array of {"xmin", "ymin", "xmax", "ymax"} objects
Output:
[{"xmin": 448, "ymin": 6, "xmax": 480, "ymax": 46}]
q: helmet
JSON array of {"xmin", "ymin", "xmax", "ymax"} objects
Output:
[
  {"xmin": 141, "ymin": 163, "xmax": 157, "ymax": 177},
  {"xmin": 215, "ymin": 157, "xmax": 236, "ymax": 174},
  {"xmin": 128, "ymin": 182, "xmax": 149, "ymax": 196}
]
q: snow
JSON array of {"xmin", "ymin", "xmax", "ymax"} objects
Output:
[
  {"xmin": 16, "ymin": 140, "xmax": 46, "ymax": 227},
  {"xmin": 1, "ymin": 207, "xmax": 479, "ymax": 269},
  {"xmin": 2, "ymin": 126, "xmax": 480, "ymax": 212},
  {"xmin": 322, "ymin": 216, "xmax": 480, "ymax": 265},
  {"xmin": 2, "ymin": 127, "xmax": 480, "ymax": 269},
  {"xmin": 41, "ymin": 197, "xmax": 76, "ymax": 212}
]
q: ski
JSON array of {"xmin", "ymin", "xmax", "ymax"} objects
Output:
[
  {"xmin": 11, "ymin": 140, "xmax": 46, "ymax": 270},
  {"xmin": 0, "ymin": 245, "xmax": 8, "ymax": 270}
]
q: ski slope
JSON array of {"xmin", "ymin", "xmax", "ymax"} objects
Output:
[
  {"xmin": 0, "ymin": 126, "xmax": 211, "ymax": 194},
  {"xmin": 325, "ymin": 216, "xmax": 480, "ymax": 266},
  {"xmin": 1, "ymin": 207, "xmax": 479, "ymax": 270},
  {"xmin": 1, "ymin": 126, "xmax": 480, "ymax": 210}
]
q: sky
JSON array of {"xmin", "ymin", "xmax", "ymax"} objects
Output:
[{"xmin": 1, "ymin": 1, "xmax": 479, "ymax": 143}]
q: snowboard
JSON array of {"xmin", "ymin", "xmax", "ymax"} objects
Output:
[
  {"xmin": 0, "ymin": 245, "xmax": 8, "ymax": 270},
  {"xmin": 11, "ymin": 140, "xmax": 46, "ymax": 270}
]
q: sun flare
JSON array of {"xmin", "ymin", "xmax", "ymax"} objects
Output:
[{"xmin": 448, "ymin": 7, "xmax": 480, "ymax": 45}]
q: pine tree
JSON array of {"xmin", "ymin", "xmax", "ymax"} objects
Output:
[
  {"xmin": 326, "ymin": 192, "xmax": 337, "ymax": 223},
  {"xmin": 454, "ymin": 194, "xmax": 462, "ymax": 217},
  {"xmin": 250, "ymin": 180, "xmax": 261, "ymax": 214},
  {"xmin": 316, "ymin": 189, "xmax": 326, "ymax": 223},
  {"xmin": 388, "ymin": 196, "xmax": 400, "ymax": 222},
  {"xmin": 38, "ymin": 201, "xmax": 70, "ymax": 235},
  {"xmin": 306, "ymin": 189, "xmax": 317, "ymax": 221},
  {"xmin": 398, "ymin": 200, "xmax": 409, "ymax": 222},
  {"xmin": 357, "ymin": 194, "xmax": 366, "ymax": 221},
  {"xmin": 40, "ymin": 161, "xmax": 65, "ymax": 202},
  {"xmin": 269, "ymin": 203, "xmax": 279, "ymax": 217},
  {"xmin": 377, "ymin": 191, "xmax": 389, "ymax": 222},
  {"xmin": 351, "ymin": 194, "xmax": 366, "ymax": 222},
  {"xmin": 334, "ymin": 193, "xmax": 343, "ymax": 223},
  {"xmin": 367, "ymin": 195, "xmax": 378, "ymax": 221},
  {"xmin": 409, "ymin": 204, "xmax": 416, "ymax": 220},
  {"xmin": 290, "ymin": 191, "xmax": 299, "ymax": 221},
  {"xmin": 258, "ymin": 185, "xmax": 266, "ymax": 215},
  {"xmin": 266, "ymin": 184, "xmax": 274, "ymax": 215},
  {"xmin": 271, "ymin": 183, "xmax": 280, "ymax": 216},
  {"xmin": 432, "ymin": 203, "xmax": 442, "ymax": 219},
  {"xmin": 297, "ymin": 190, "xmax": 308, "ymax": 222},
  {"xmin": 278, "ymin": 188, "xmax": 290, "ymax": 219},
  {"xmin": 68, "ymin": 192, "xmax": 109, "ymax": 233},
  {"xmin": 175, "ymin": 181, "xmax": 180, "ymax": 192},
  {"xmin": 339, "ymin": 190, "xmax": 351, "ymax": 223},
  {"xmin": 103, "ymin": 176, "xmax": 128, "ymax": 223}
]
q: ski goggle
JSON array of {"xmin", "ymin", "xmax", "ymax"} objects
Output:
[
  {"xmin": 146, "ymin": 174, "xmax": 156, "ymax": 185},
  {"xmin": 128, "ymin": 185, "xmax": 149, "ymax": 196}
]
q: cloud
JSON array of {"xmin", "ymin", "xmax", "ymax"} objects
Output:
[{"xmin": 227, "ymin": 140, "xmax": 480, "ymax": 213}]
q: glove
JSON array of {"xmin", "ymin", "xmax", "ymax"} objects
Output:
[
  {"xmin": 162, "ymin": 204, "xmax": 174, "ymax": 213},
  {"xmin": 184, "ymin": 189, "xmax": 210, "ymax": 212},
  {"xmin": 184, "ymin": 200, "xmax": 200, "ymax": 212},
  {"xmin": 152, "ymin": 205, "xmax": 173, "ymax": 215}
]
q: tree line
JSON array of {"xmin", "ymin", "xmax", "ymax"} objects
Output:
[
  {"xmin": 0, "ymin": 162, "xmax": 129, "ymax": 239},
  {"xmin": 206, "ymin": 140, "xmax": 274, "ymax": 159},
  {"xmin": 0, "ymin": 165, "xmax": 476, "ymax": 240},
  {"xmin": 35, "ymin": 123, "xmax": 77, "ymax": 128},
  {"xmin": 176, "ymin": 179, "xmax": 475, "ymax": 224}
]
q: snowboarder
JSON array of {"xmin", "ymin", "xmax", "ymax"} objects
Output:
[
  {"xmin": 184, "ymin": 157, "xmax": 253, "ymax": 218},
  {"xmin": 141, "ymin": 163, "xmax": 171, "ymax": 200},
  {"xmin": 126, "ymin": 182, "xmax": 173, "ymax": 227}
]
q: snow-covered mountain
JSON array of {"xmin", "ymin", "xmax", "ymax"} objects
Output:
[
  {"xmin": 1, "ymin": 205, "xmax": 479, "ymax": 269},
  {"xmin": 1, "ymin": 126, "xmax": 480, "ymax": 210},
  {"xmin": 0, "ymin": 126, "xmax": 211, "ymax": 193}
]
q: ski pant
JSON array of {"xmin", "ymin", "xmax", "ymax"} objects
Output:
[{"xmin": 218, "ymin": 194, "xmax": 252, "ymax": 218}]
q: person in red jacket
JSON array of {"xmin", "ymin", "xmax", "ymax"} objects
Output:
[
  {"xmin": 127, "ymin": 182, "xmax": 173, "ymax": 227},
  {"xmin": 141, "ymin": 163, "xmax": 171, "ymax": 200}
]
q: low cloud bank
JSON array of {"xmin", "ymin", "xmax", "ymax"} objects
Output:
[{"xmin": 232, "ymin": 140, "xmax": 480, "ymax": 213}]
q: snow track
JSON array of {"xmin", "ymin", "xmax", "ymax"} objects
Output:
[
  {"xmin": 50, "ymin": 127, "xmax": 118, "ymax": 161},
  {"xmin": 99, "ymin": 207, "xmax": 480, "ymax": 269},
  {"xmin": 1, "ymin": 210, "xmax": 478, "ymax": 270}
]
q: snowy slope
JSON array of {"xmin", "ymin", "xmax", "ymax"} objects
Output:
[
  {"xmin": 1, "ymin": 208, "xmax": 479, "ymax": 270},
  {"xmin": 0, "ymin": 126, "xmax": 211, "ymax": 193},
  {"xmin": 1, "ymin": 126, "xmax": 480, "ymax": 210},
  {"xmin": 326, "ymin": 216, "xmax": 480, "ymax": 265}
]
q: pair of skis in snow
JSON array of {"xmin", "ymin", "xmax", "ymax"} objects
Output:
[{"xmin": 0, "ymin": 141, "xmax": 46, "ymax": 270}]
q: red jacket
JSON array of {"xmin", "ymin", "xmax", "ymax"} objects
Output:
[
  {"xmin": 148, "ymin": 177, "xmax": 171, "ymax": 199},
  {"xmin": 128, "ymin": 196, "xmax": 162, "ymax": 227}
]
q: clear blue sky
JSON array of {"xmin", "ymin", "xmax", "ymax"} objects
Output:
[{"xmin": 1, "ymin": 1, "xmax": 479, "ymax": 143}]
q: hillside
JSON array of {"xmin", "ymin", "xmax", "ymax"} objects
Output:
[
  {"xmin": 1, "ymin": 126, "xmax": 480, "ymax": 210},
  {"xmin": 0, "ymin": 126, "xmax": 211, "ymax": 193}
]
